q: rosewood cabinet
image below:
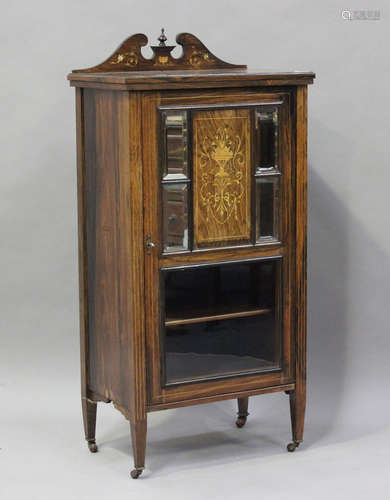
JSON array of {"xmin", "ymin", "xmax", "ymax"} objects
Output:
[{"xmin": 68, "ymin": 30, "xmax": 315, "ymax": 478}]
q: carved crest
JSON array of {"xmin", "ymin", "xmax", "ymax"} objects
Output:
[{"xmin": 72, "ymin": 29, "xmax": 246, "ymax": 73}]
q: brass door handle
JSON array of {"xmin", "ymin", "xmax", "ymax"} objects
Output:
[{"xmin": 146, "ymin": 233, "xmax": 156, "ymax": 255}]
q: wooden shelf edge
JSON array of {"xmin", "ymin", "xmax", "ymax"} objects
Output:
[{"xmin": 165, "ymin": 306, "xmax": 272, "ymax": 327}]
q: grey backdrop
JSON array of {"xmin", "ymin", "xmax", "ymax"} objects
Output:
[{"xmin": 1, "ymin": 1, "xmax": 389, "ymax": 498}]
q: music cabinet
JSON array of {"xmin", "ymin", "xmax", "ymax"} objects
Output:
[{"xmin": 68, "ymin": 30, "xmax": 315, "ymax": 478}]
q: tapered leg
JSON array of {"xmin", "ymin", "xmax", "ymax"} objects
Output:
[
  {"xmin": 130, "ymin": 419, "xmax": 147, "ymax": 479},
  {"xmin": 288, "ymin": 85, "xmax": 308, "ymax": 453},
  {"xmin": 287, "ymin": 388, "xmax": 305, "ymax": 452},
  {"xmin": 236, "ymin": 397, "xmax": 249, "ymax": 428},
  {"xmin": 82, "ymin": 398, "xmax": 98, "ymax": 452}
]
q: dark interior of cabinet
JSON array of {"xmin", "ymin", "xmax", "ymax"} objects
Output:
[{"xmin": 161, "ymin": 259, "xmax": 282, "ymax": 385}]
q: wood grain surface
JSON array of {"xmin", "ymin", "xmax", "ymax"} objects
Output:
[
  {"xmin": 72, "ymin": 32, "xmax": 246, "ymax": 74},
  {"xmin": 68, "ymin": 69, "xmax": 315, "ymax": 91},
  {"xmin": 71, "ymin": 53, "xmax": 314, "ymax": 473},
  {"xmin": 193, "ymin": 108, "xmax": 251, "ymax": 247}
]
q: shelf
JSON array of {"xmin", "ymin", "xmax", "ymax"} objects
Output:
[
  {"xmin": 165, "ymin": 304, "xmax": 271, "ymax": 327},
  {"xmin": 165, "ymin": 352, "xmax": 278, "ymax": 384}
]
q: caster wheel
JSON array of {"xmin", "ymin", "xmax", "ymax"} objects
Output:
[
  {"xmin": 287, "ymin": 441, "xmax": 300, "ymax": 452},
  {"xmin": 130, "ymin": 468, "xmax": 143, "ymax": 479},
  {"xmin": 236, "ymin": 416, "xmax": 247, "ymax": 428},
  {"xmin": 88, "ymin": 440, "xmax": 98, "ymax": 453}
]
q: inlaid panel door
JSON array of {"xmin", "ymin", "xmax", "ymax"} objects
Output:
[
  {"xmin": 192, "ymin": 107, "xmax": 251, "ymax": 247},
  {"xmin": 142, "ymin": 90, "xmax": 295, "ymax": 407}
]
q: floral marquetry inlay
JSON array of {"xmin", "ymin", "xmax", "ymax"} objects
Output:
[
  {"xmin": 200, "ymin": 126, "xmax": 244, "ymax": 225},
  {"xmin": 193, "ymin": 109, "xmax": 251, "ymax": 246},
  {"xmin": 110, "ymin": 52, "xmax": 138, "ymax": 67}
]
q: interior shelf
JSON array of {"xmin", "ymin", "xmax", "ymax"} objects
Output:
[
  {"xmin": 165, "ymin": 352, "xmax": 278, "ymax": 384},
  {"xmin": 165, "ymin": 304, "xmax": 271, "ymax": 327}
]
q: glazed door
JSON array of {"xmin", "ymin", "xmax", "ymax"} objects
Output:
[{"xmin": 143, "ymin": 90, "xmax": 295, "ymax": 407}]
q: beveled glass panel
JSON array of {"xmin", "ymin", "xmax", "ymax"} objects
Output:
[
  {"xmin": 163, "ymin": 111, "xmax": 188, "ymax": 180},
  {"xmin": 256, "ymin": 176, "xmax": 280, "ymax": 241},
  {"xmin": 162, "ymin": 183, "xmax": 189, "ymax": 253},
  {"xmin": 256, "ymin": 107, "xmax": 279, "ymax": 173},
  {"xmin": 162, "ymin": 260, "xmax": 281, "ymax": 385}
]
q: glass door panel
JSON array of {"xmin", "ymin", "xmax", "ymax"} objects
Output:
[
  {"xmin": 162, "ymin": 183, "xmax": 189, "ymax": 252},
  {"xmin": 256, "ymin": 176, "xmax": 280, "ymax": 241},
  {"xmin": 161, "ymin": 109, "xmax": 190, "ymax": 253},
  {"xmin": 162, "ymin": 259, "xmax": 282, "ymax": 385},
  {"xmin": 256, "ymin": 106, "xmax": 279, "ymax": 172},
  {"xmin": 255, "ymin": 104, "xmax": 281, "ymax": 243},
  {"xmin": 162, "ymin": 110, "xmax": 188, "ymax": 180}
]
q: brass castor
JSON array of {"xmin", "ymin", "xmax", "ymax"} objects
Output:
[
  {"xmin": 287, "ymin": 441, "xmax": 300, "ymax": 452},
  {"xmin": 236, "ymin": 415, "xmax": 247, "ymax": 428},
  {"xmin": 130, "ymin": 468, "xmax": 144, "ymax": 479},
  {"xmin": 87, "ymin": 440, "xmax": 98, "ymax": 453}
]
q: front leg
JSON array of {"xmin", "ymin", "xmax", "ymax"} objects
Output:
[
  {"xmin": 236, "ymin": 396, "xmax": 249, "ymax": 428},
  {"xmin": 82, "ymin": 397, "xmax": 98, "ymax": 452},
  {"xmin": 130, "ymin": 418, "xmax": 147, "ymax": 478},
  {"xmin": 287, "ymin": 387, "xmax": 305, "ymax": 452}
]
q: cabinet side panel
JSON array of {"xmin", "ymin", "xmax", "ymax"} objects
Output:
[
  {"xmin": 75, "ymin": 88, "xmax": 89, "ymax": 401},
  {"xmin": 83, "ymin": 89, "xmax": 123, "ymax": 403},
  {"xmin": 294, "ymin": 85, "xmax": 308, "ymax": 433}
]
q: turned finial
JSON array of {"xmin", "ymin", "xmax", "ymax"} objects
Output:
[{"xmin": 158, "ymin": 28, "xmax": 167, "ymax": 47}]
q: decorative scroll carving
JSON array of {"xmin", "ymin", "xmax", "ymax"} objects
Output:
[{"xmin": 72, "ymin": 29, "xmax": 246, "ymax": 73}]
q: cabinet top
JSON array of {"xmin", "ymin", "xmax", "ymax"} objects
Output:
[{"xmin": 68, "ymin": 31, "xmax": 315, "ymax": 90}]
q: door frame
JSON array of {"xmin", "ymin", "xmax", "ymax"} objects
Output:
[{"xmin": 142, "ymin": 89, "xmax": 295, "ymax": 407}]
